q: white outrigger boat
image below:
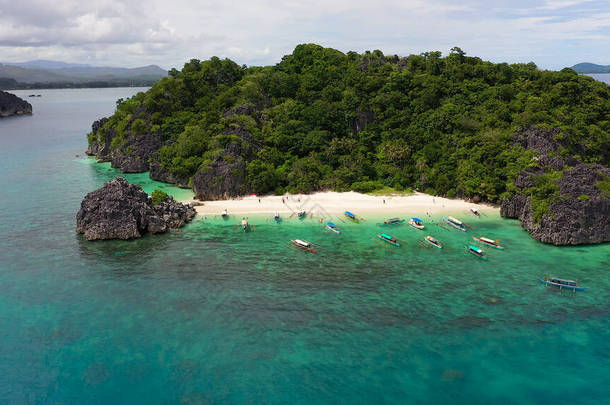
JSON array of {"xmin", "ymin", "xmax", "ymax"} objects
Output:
[
  {"xmin": 290, "ymin": 239, "xmax": 317, "ymax": 253},
  {"xmin": 540, "ymin": 277, "xmax": 585, "ymax": 292},
  {"xmin": 424, "ymin": 235, "xmax": 443, "ymax": 248},
  {"xmin": 443, "ymin": 216, "xmax": 466, "ymax": 231},
  {"xmin": 473, "ymin": 236, "xmax": 504, "ymax": 250}
]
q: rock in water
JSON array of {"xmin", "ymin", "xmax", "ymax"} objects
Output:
[
  {"xmin": 0, "ymin": 90, "xmax": 32, "ymax": 118},
  {"xmin": 76, "ymin": 177, "xmax": 196, "ymax": 240}
]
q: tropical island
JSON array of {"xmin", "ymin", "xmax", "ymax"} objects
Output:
[
  {"xmin": 85, "ymin": 44, "xmax": 610, "ymax": 245},
  {"xmin": 0, "ymin": 90, "xmax": 32, "ymax": 117}
]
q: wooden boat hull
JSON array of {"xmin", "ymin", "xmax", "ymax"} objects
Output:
[
  {"xmin": 539, "ymin": 279, "xmax": 585, "ymax": 291},
  {"xmin": 424, "ymin": 238, "xmax": 442, "ymax": 248}
]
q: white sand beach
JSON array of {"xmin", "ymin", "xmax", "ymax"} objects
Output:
[{"xmin": 188, "ymin": 191, "xmax": 498, "ymax": 217}]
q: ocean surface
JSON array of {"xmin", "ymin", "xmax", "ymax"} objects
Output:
[
  {"xmin": 0, "ymin": 88, "xmax": 608, "ymax": 404},
  {"xmin": 586, "ymin": 73, "xmax": 610, "ymax": 84}
]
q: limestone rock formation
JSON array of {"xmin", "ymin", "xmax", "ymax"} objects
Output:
[
  {"xmin": 501, "ymin": 127, "xmax": 610, "ymax": 245},
  {"xmin": 76, "ymin": 177, "xmax": 196, "ymax": 240},
  {"xmin": 0, "ymin": 90, "xmax": 32, "ymax": 117}
]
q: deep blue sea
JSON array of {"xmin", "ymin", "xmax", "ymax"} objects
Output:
[{"xmin": 0, "ymin": 88, "xmax": 608, "ymax": 404}]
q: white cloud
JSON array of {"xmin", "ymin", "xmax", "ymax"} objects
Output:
[{"xmin": 0, "ymin": 0, "xmax": 608, "ymax": 69}]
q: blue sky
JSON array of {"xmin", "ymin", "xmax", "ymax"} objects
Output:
[{"xmin": 0, "ymin": 0, "xmax": 609, "ymax": 70}]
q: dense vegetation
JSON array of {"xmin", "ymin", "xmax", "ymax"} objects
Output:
[
  {"xmin": 151, "ymin": 189, "xmax": 168, "ymax": 205},
  {"xmin": 92, "ymin": 44, "xmax": 610, "ymax": 204}
]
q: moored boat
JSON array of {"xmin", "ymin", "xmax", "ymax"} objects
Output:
[
  {"xmin": 326, "ymin": 222, "xmax": 341, "ymax": 234},
  {"xmin": 383, "ymin": 217, "xmax": 405, "ymax": 225},
  {"xmin": 377, "ymin": 233, "xmax": 400, "ymax": 247},
  {"xmin": 290, "ymin": 239, "xmax": 317, "ymax": 253},
  {"xmin": 409, "ymin": 217, "xmax": 425, "ymax": 230},
  {"xmin": 540, "ymin": 277, "xmax": 585, "ymax": 291},
  {"xmin": 297, "ymin": 210, "xmax": 307, "ymax": 219},
  {"xmin": 221, "ymin": 209, "xmax": 228, "ymax": 219},
  {"xmin": 424, "ymin": 235, "xmax": 442, "ymax": 248},
  {"xmin": 473, "ymin": 236, "xmax": 504, "ymax": 249},
  {"xmin": 241, "ymin": 218, "xmax": 249, "ymax": 231},
  {"xmin": 344, "ymin": 211, "xmax": 359, "ymax": 222},
  {"xmin": 467, "ymin": 245, "xmax": 487, "ymax": 260},
  {"xmin": 444, "ymin": 216, "xmax": 466, "ymax": 231},
  {"xmin": 274, "ymin": 212, "xmax": 281, "ymax": 223},
  {"xmin": 470, "ymin": 207, "xmax": 480, "ymax": 216}
]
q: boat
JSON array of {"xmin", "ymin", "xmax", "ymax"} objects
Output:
[
  {"xmin": 383, "ymin": 217, "xmax": 405, "ymax": 225},
  {"xmin": 241, "ymin": 218, "xmax": 249, "ymax": 232},
  {"xmin": 297, "ymin": 210, "xmax": 307, "ymax": 219},
  {"xmin": 470, "ymin": 207, "xmax": 480, "ymax": 217},
  {"xmin": 424, "ymin": 235, "xmax": 442, "ymax": 248},
  {"xmin": 326, "ymin": 222, "xmax": 341, "ymax": 234},
  {"xmin": 473, "ymin": 236, "xmax": 504, "ymax": 249},
  {"xmin": 467, "ymin": 245, "xmax": 487, "ymax": 260},
  {"xmin": 377, "ymin": 233, "xmax": 400, "ymax": 247},
  {"xmin": 409, "ymin": 217, "xmax": 425, "ymax": 230},
  {"xmin": 221, "ymin": 209, "xmax": 228, "ymax": 219},
  {"xmin": 443, "ymin": 216, "xmax": 466, "ymax": 231},
  {"xmin": 290, "ymin": 239, "xmax": 317, "ymax": 253},
  {"xmin": 344, "ymin": 211, "xmax": 359, "ymax": 222},
  {"xmin": 540, "ymin": 277, "xmax": 585, "ymax": 292},
  {"xmin": 274, "ymin": 212, "xmax": 281, "ymax": 223}
]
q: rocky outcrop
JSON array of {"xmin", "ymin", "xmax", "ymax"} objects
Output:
[
  {"xmin": 0, "ymin": 90, "xmax": 32, "ymax": 117},
  {"xmin": 76, "ymin": 177, "xmax": 196, "ymax": 240},
  {"xmin": 501, "ymin": 127, "xmax": 610, "ymax": 245},
  {"xmin": 110, "ymin": 132, "xmax": 162, "ymax": 172},
  {"xmin": 192, "ymin": 155, "xmax": 249, "ymax": 200},
  {"xmin": 149, "ymin": 159, "xmax": 191, "ymax": 188},
  {"xmin": 85, "ymin": 107, "xmax": 162, "ymax": 172}
]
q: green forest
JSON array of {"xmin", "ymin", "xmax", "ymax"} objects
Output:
[{"xmin": 91, "ymin": 44, "xmax": 610, "ymax": 204}]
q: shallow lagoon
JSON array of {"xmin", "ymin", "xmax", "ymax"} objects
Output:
[{"xmin": 0, "ymin": 88, "xmax": 608, "ymax": 404}]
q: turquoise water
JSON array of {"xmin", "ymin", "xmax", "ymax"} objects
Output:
[{"xmin": 0, "ymin": 89, "xmax": 609, "ymax": 404}]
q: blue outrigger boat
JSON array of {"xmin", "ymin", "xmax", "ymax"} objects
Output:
[
  {"xmin": 409, "ymin": 217, "xmax": 425, "ymax": 230},
  {"xmin": 540, "ymin": 277, "xmax": 585, "ymax": 292},
  {"xmin": 344, "ymin": 211, "xmax": 359, "ymax": 222},
  {"xmin": 326, "ymin": 222, "xmax": 341, "ymax": 234}
]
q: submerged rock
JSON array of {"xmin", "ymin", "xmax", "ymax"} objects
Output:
[
  {"xmin": 76, "ymin": 177, "xmax": 196, "ymax": 240},
  {"xmin": 0, "ymin": 90, "xmax": 32, "ymax": 118}
]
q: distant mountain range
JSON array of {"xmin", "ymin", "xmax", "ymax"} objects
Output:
[
  {"xmin": 571, "ymin": 63, "xmax": 610, "ymax": 74},
  {"xmin": 0, "ymin": 60, "xmax": 167, "ymax": 89}
]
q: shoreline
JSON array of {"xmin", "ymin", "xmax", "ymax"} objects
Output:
[{"xmin": 186, "ymin": 191, "xmax": 499, "ymax": 218}]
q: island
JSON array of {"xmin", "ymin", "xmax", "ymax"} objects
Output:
[
  {"xmin": 0, "ymin": 90, "xmax": 32, "ymax": 117},
  {"xmin": 85, "ymin": 44, "xmax": 610, "ymax": 245}
]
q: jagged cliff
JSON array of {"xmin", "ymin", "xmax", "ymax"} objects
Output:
[
  {"xmin": 0, "ymin": 90, "xmax": 32, "ymax": 117},
  {"xmin": 500, "ymin": 128, "xmax": 610, "ymax": 245}
]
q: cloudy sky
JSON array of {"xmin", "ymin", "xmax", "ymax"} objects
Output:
[{"xmin": 0, "ymin": 0, "xmax": 608, "ymax": 70}]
